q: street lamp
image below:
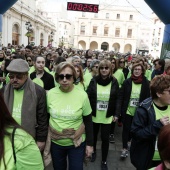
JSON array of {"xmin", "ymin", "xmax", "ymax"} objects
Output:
[
  {"xmin": 25, "ymin": 21, "xmax": 32, "ymax": 45},
  {"xmin": 61, "ymin": 36, "xmax": 64, "ymax": 48},
  {"xmin": 50, "ymin": 31, "xmax": 54, "ymax": 46}
]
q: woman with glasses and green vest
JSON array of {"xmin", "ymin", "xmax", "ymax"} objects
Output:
[
  {"xmin": 87, "ymin": 59, "xmax": 119, "ymax": 170},
  {"xmin": 46, "ymin": 62, "xmax": 93, "ymax": 170},
  {"xmin": 0, "ymin": 92, "xmax": 44, "ymax": 170},
  {"xmin": 116, "ymin": 63, "xmax": 150, "ymax": 159}
]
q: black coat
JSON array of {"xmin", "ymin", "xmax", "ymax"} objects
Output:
[
  {"xmin": 116, "ymin": 76, "xmax": 150, "ymax": 120},
  {"xmin": 30, "ymin": 71, "xmax": 55, "ymax": 91},
  {"xmin": 123, "ymin": 67, "xmax": 129, "ymax": 79},
  {"xmin": 87, "ymin": 76, "xmax": 119, "ymax": 118},
  {"xmin": 130, "ymin": 97, "xmax": 163, "ymax": 170}
]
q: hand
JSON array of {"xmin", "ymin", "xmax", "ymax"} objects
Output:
[
  {"xmin": 0, "ymin": 77, "xmax": 5, "ymax": 82},
  {"xmin": 160, "ymin": 116, "xmax": 170, "ymax": 126},
  {"xmin": 113, "ymin": 116, "xmax": 118, "ymax": 122},
  {"xmin": 85, "ymin": 145, "xmax": 93, "ymax": 157},
  {"xmin": 36, "ymin": 141, "xmax": 46, "ymax": 152}
]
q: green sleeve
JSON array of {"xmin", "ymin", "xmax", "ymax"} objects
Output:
[{"xmin": 15, "ymin": 129, "xmax": 44, "ymax": 170}]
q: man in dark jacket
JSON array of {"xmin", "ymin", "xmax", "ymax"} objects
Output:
[{"xmin": 1, "ymin": 59, "xmax": 48, "ymax": 152}]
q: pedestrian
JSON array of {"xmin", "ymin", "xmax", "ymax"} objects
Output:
[
  {"xmin": 1, "ymin": 58, "xmax": 48, "ymax": 152},
  {"xmin": 118, "ymin": 63, "xmax": 150, "ymax": 158},
  {"xmin": 0, "ymin": 92, "xmax": 44, "ymax": 169},
  {"xmin": 130, "ymin": 75, "xmax": 170, "ymax": 170},
  {"xmin": 87, "ymin": 59, "xmax": 119, "ymax": 170},
  {"xmin": 45, "ymin": 62, "xmax": 93, "ymax": 170},
  {"xmin": 30, "ymin": 55, "xmax": 55, "ymax": 91}
]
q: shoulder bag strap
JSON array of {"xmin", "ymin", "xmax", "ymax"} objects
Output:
[{"xmin": 12, "ymin": 127, "xmax": 17, "ymax": 164}]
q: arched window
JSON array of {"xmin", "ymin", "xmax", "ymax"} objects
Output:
[
  {"xmin": 40, "ymin": 33, "xmax": 44, "ymax": 45},
  {"xmin": 12, "ymin": 24, "xmax": 19, "ymax": 45}
]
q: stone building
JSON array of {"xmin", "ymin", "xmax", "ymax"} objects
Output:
[
  {"xmin": 2, "ymin": 0, "xmax": 56, "ymax": 46},
  {"xmin": 73, "ymin": 3, "xmax": 140, "ymax": 53}
]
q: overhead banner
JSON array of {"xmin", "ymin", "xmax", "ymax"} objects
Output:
[{"xmin": 0, "ymin": 0, "xmax": 18, "ymax": 14}]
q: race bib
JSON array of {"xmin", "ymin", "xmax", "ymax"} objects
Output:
[
  {"xmin": 97, "ymin": 101, "xmax": 108, "ymax": 111},
  {"xmin": 130, "ymin": 98, "xmax": 139, "ymax": 107}
]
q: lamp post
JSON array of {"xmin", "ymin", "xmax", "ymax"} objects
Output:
[
  {"xmin": 50, "ymin": 31, "xmax": 54, "ymax": 46},
  {"xmin": 25, "ymin": 21, "xmax": 32, "ymax": 45},
  {"xmin": 61, "ymin": 36, "xmax": 64, "ymax": 48}
]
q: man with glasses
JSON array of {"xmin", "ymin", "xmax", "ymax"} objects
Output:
[{"xmin": 1, "ymin": 59, "xmax": 48, "ymax": 152}]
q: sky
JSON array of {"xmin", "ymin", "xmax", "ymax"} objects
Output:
[{"xmin": 46, "ymin": 0, "xmax": 153, "ymax": 21}]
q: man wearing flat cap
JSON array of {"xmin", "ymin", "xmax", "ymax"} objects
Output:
[{"xmin": 1, "ymin": 59, "xmax": 48, "ymax": 152}]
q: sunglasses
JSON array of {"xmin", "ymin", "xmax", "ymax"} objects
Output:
[
  {"xmin": 119, "ymin": 61, "xmax": 125, "ymax": 64},
  {"xmin": 111, "ymin": 62, "xmax": 115, "ymax": 64},
  {"xmin": 58, "ymin": 74, "xmax": 73, "ymax": 80},
  {"xmin": 93, "ymin": 66, "xmax": 98, "ymax": 69},
  {"xmin": 9, "ymin": 74, "xmax": 25, "ymax": 80},
  {"xmin": 27, "ymin": 60, "xmax": 32, "ymax": 62},
  {"xmin": 100, "ymin": 67, "xmax": 109, "ymax": 70}
]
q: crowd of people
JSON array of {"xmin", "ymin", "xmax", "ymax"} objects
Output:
[{"xmin": 0, "ymin": 43, "xmax": 170, "ymax": 170}]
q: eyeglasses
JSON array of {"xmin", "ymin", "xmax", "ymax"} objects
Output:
[
  {"xmin": 27, "ymin": 60, "xmax": 32, "ymax": 62},
  {"xmin": 100, "ymin": 67, "xmax": 109, "ymax": 70},
  {"xmin": 163, "ymin": 89, "xmax": 170, "ymax": 94},
  {"xmin": 134, "ymin": 69, "xmax": 142, "ymax": 71},
  {"xmin": 93, "ymin": 66, "xmax": 98, "ymax": 69},
  {"xmin": 58, "ymin": 74, "xmax": 73, "ymax": 80},
  {"xmin": 111, "ymin": 62, "xmax": 115, "ymax": 64},
  {"xmin": 9, "ymin": 74, "xmax": 25, "ymax": 80}
]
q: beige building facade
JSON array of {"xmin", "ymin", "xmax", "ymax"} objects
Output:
[
  {"xmin": 2, "ymin": 0, "xmax": 56, "ymax": 46},
  {"xmin": 74, "ymin": 4, "xmax": 140, "ymax": 53}
]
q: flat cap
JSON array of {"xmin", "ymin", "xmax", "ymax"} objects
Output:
[{"xmin": 7, "ymin": 59, "xmax": 29, "ymax": 73}]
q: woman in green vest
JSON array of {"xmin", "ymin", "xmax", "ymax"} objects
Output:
[
  {"xmin": 87, "ymin": 59, "xmax": 119, "ymax": 170},
  {"xmin": 0, "ymin": 93, "xmax": 44, "ymax": 170}
]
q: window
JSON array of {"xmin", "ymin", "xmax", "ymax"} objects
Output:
[
  {"xmin": 82, "ymin": 12, "xmax": 85, "ymax": 17},
  {"xmin": 93, "ymin": 26, "xmax": 97, "ymax": 35},
  {"xmin": 129, "ymin": 15, "xmax": 133, "ymax": 20},
  {"xmin": 65, "ymin": 25, "xmax": 67, "ymax": 29},
  {"xmin": 94, "ymin": 13, "xmax": 98, "ymax": 18},
  {"xmin": 106, "ymin": 13, "xmax": 109, "ymax": 19},
  {"xmin": 116, "ymin": 14, "xmax": 120, "ymax": 19},
  {"xmin": 115, "ymin": 28, "xmax": 120, "ymax": 37},
  {"xmin": 158, "ymin": 28, "xmax": 161, "ymax": 35},
  {"xmin": 127, "ymin": 29, "xmax": 132, "ymax": 38},
  {"xmin": 158, "ymin": 38, "xmax": 160, "ymax": 45},
  {"xmin": 152, "ymin": 39, "xmax": 154, "ymax": 45},
  {"xmin": 104, "ymin": 27, "xmax": 109, "ymax": 36},
  {"xmin": 153, "ymin": 29, "xmax": 155, "ymax": 35},
  {"xmin": 80, "ymin": 25, "xmax": 85, "ymax": 35}
]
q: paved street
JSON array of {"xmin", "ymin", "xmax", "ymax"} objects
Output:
[{"xmin": 46, "ymin": 125, "xmax": 136, "ymax": 170}]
